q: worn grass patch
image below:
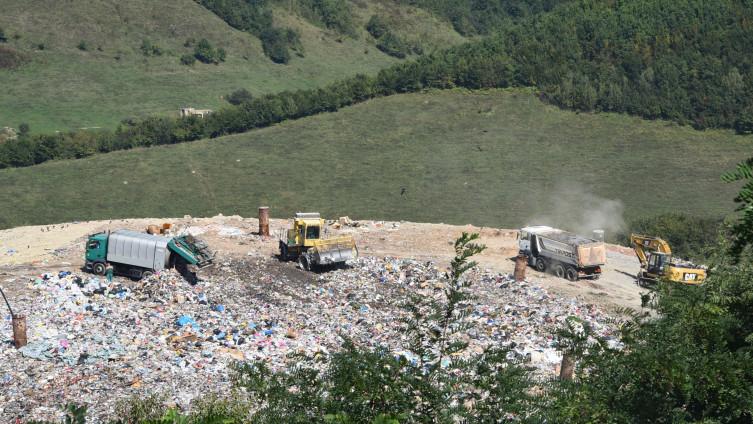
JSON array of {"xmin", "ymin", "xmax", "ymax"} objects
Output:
[{"xmin": 0, "ymin": 89, "xmax": 750, "ymax": 229}]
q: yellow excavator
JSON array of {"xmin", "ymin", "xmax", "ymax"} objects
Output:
[
  {"xmin": 630, "ymin": 234, "xmax": 707, "ymax": 286},
  {"xmin": 279, "ymin": 212, "xmax": 358, "ymax": 271}
]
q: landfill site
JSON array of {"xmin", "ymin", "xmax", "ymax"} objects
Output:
[{"xmin": 0, "ymin": 214, "xmax": 644, "ymax": 422}]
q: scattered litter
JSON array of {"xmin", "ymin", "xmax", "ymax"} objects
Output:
[{"xmin": 0, "ymin": 253, "xmax": 616, "ymax": 422}]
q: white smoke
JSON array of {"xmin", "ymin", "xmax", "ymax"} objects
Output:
[{"xmin": 526, "ymin": 183, "xmax": 625, "ymax": 238}]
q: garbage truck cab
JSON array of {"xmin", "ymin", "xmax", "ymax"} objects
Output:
[{"xmin": 85, "ymin": 233, "xmax": 110, "ymax": 275}]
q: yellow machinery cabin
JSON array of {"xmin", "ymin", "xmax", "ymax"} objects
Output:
[
  {"xmin": 630, "ymin": 234, "xmax": 707, "ymax": 286},
  {"xmin": 279, "ymin": 212, "xmax": 357, "ymax": 270}
]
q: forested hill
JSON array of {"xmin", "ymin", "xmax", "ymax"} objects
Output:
[
  {"xmin": 2, "ymin": 0, "xmax": 753, "ymax": 168},
  {"xmin": 498, "ymin": 0, "xmax": 753, "ymax": 130}
]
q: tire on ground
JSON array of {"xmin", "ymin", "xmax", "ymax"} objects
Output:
[
  {"xmin": 565, "ymin": 267, "xmax": 578, "ymax": 282},
  {"xmin": 535, "ymin": 258, "xmax": 547, "ymax": 272},
  {"xmin": 92, "ymin": 262, "xmax": 106, "ymax": 275},
  {"xmin": 553, "ymin": 263, "xmax": 565, "ymax": 279},
  {"xmin": 299, "ymin": 255, "xmax": 310, "ymax": 271}
]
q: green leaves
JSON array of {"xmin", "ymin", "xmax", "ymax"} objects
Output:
[{"xmin": 723, "ymin": 157, "xmax": 753, "ymax": 261}]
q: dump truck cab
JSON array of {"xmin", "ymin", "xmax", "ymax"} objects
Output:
[{"xmin": 279, "ymin": 212, "xmax": 357, "ymax": 271}]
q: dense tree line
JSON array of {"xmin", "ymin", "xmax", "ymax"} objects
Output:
[
  {"xmin": 504, "ymin": 0, "xmax": 753, "ymax": 130},
  {"xmin": 397, "ymin": 0, "xmax": 569, "ymax": 35},
  {"xmin": 3, "ymin": 0, "xmax": 753, "ymax": 168}
]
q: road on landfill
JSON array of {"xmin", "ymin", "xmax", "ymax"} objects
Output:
[{"xmin": 0, "ymin": 215, "xmax": 644, "ymax": 312}]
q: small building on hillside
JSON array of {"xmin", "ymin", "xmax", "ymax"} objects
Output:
[
  {"xmin": 180, "ymin": 107, "xmax": 213, "ymax": 118},
  {"xmin": 0, "ymin": 127, "xmax": 17, "ymax": 143}
]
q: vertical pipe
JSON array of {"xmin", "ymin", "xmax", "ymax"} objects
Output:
[
  {"xmin": 12, "ymin": 314, "xmax": 27, "ymax": 348},
  {"xmin": 514, "ymin": 254, "xmax": 528, "ymax": 282},
  {"xmin": 258, "ymin": 207, "xmax": 270, "ymax": 237},
  {"xmin": 559, "ymin": 353, "xmax": 575, "ymax": 380}
]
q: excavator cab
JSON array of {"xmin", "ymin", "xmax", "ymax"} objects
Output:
[
  {"xmin": 647, "ymin": 252, "xmax": 669, "ymax": 275},
  {"xmin": 631, "ymin": 233, "xmax": 706, "ymax": 286}
]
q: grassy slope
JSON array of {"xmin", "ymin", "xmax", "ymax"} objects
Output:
[
  {"xmin": 0, "ymin": 0, "xmax": 461, "ymax": 133},
  {"xmin": 0, "ymin": 89, "xmax": 749, "ymax": 230}
]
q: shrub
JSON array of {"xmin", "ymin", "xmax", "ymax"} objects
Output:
[
  {"xmin": 376, "ymin": 32, "xmax": 408, "ymax": 59},
  {"xmin": 366, "ymin": 15, "xmax": 389, "ymax": 39},
  {"xmin": 0, "ymin": 45, "xmax": 28, "ymax": 69},
  {"xmin": 298, "ymin": 0, "xmax": 356, "ymax": 36},
  {"xmin": 366, "ymin": 15, "xmax": 414, "ymax": 59},
  {"xmin": 260, "ymin": 28, "xmax": 292, "ymax": 64},
  {"xmin": 197, "ymin": 0, "xmax": 300, "ymax": 63},
  {"xmin": 0, "ymin": 27, "xmax": 7, "ymax": 43},
  {"xmin": 140, "ymin": 39, "xmax": 162, "ymax": 56},
  {"xmin": 193, "ymin": 38, "xmax": 225, "ymax": 64},
  {"xmin": 226, "ymin": 88, "xmax": 254, "ymax": 105},
  {"xmin": 179, "ymin": 53, "xmax": 196, "ymax": 65},
  {"xmin": 77, "ymin": 40, "xmax": 88, "ymax": 51}
]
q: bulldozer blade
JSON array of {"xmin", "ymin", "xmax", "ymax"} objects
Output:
[{"xmin": 315, "ymin": 246, "xmax": 356, "ymax": 265}]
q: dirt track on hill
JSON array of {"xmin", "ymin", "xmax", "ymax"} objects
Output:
[{"xmin": 0, "ymin": 215, "xmax": 644, "ymax": 312}]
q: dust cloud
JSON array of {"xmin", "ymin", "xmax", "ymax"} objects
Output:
[{"xmin": 525, "ymin": 184, "xmax": 625, "ymax": 238}]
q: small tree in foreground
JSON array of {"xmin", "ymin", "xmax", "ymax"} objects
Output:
[{"xmin": 232, "ymin": 232, "xmax": 533, "ymax": 423}]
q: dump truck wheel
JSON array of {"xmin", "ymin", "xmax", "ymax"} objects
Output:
[
  {"xmin": 565, "ymin": 267, "xmax": 578, "ymax": 282},
  {"xmin": 535, "ymin": 258, "xmax": 547, "ymax": 273},
  {"xmin": 298, "ymin": 255, "xmax": 311, "ymax": 271},
  {"xmin": 553, "ymin": 263, "xmax": 565, "ymax": 279},
  {"xmin": 92, "ymin": 262, "xmax": 106, "ymax": 275},
  {"xmin": 141, "ymin": 270, "xmax": 153, "ymax": 279}
]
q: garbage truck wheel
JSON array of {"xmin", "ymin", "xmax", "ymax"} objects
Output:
[
  {"xmin": 534, "ymin": 258, "xmax": 547, "ymax": 273},
  {"xmin": 298, "ymin": 255, "xmax": 311, "ymax": 271},
  {"xmin": 92, "ymin": 262, "xmax": 106, "ymax": 275},
  {"xmin": 553, "ymin": 263, "xmax": 565, "ymax": 279},
  {"xmin": 141, "ymin": 270, "xmax": 154, "ymax": 279},
  {"xmin": 565, "ymin": 267, "xmax": 578, "ymax": 282}
]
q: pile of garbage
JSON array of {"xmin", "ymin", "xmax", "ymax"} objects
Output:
[{"xmin": 0, "ymin": 255, "xmax": 617, "ymax": 422}]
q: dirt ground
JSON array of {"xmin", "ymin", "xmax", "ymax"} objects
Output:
[{"xmin": 0, "ymin": 215, "xmax": 644, "ymax": 312}]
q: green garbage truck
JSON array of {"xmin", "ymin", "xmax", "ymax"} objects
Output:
[{"xmin": 84, "ymin": 230, "xmax": 214, "ymax": 280}]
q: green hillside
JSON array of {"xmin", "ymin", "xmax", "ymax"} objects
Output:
[
  {"xmin": 0, "ymin": 0, "xmax": 463, "ymax": 133},
  {"xmin": 0, "ymin": 89, "xmax": 749, "ymax": 229}
]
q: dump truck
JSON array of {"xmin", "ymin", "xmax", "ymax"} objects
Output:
[
  {"xmin": 84, "ymin": 230, "xmax": 214, "ymax": 280},
  {"xmin": 630, "ymin": 234, "xmax": 706, "ymax": 286},
  {"xmin": 518, "ymin": 226, "xmax": 606, "ymax": 281},
  {"xmin": 279, "ymin": 213, "xmax": 358, "ymax": 271}
]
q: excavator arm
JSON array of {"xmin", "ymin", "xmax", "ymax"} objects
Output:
[{"xmin": 630, "ymin": 233, "xmax": 672, "ymax": 267}]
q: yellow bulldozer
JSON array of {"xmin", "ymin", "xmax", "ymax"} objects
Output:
[
  {"xmin": 630, "ymin": 234, "xmax": 707, "ymax": 286},
  {"xmin": 279, "ymin": 212, "xmax": 358, "ymax": 271}
]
